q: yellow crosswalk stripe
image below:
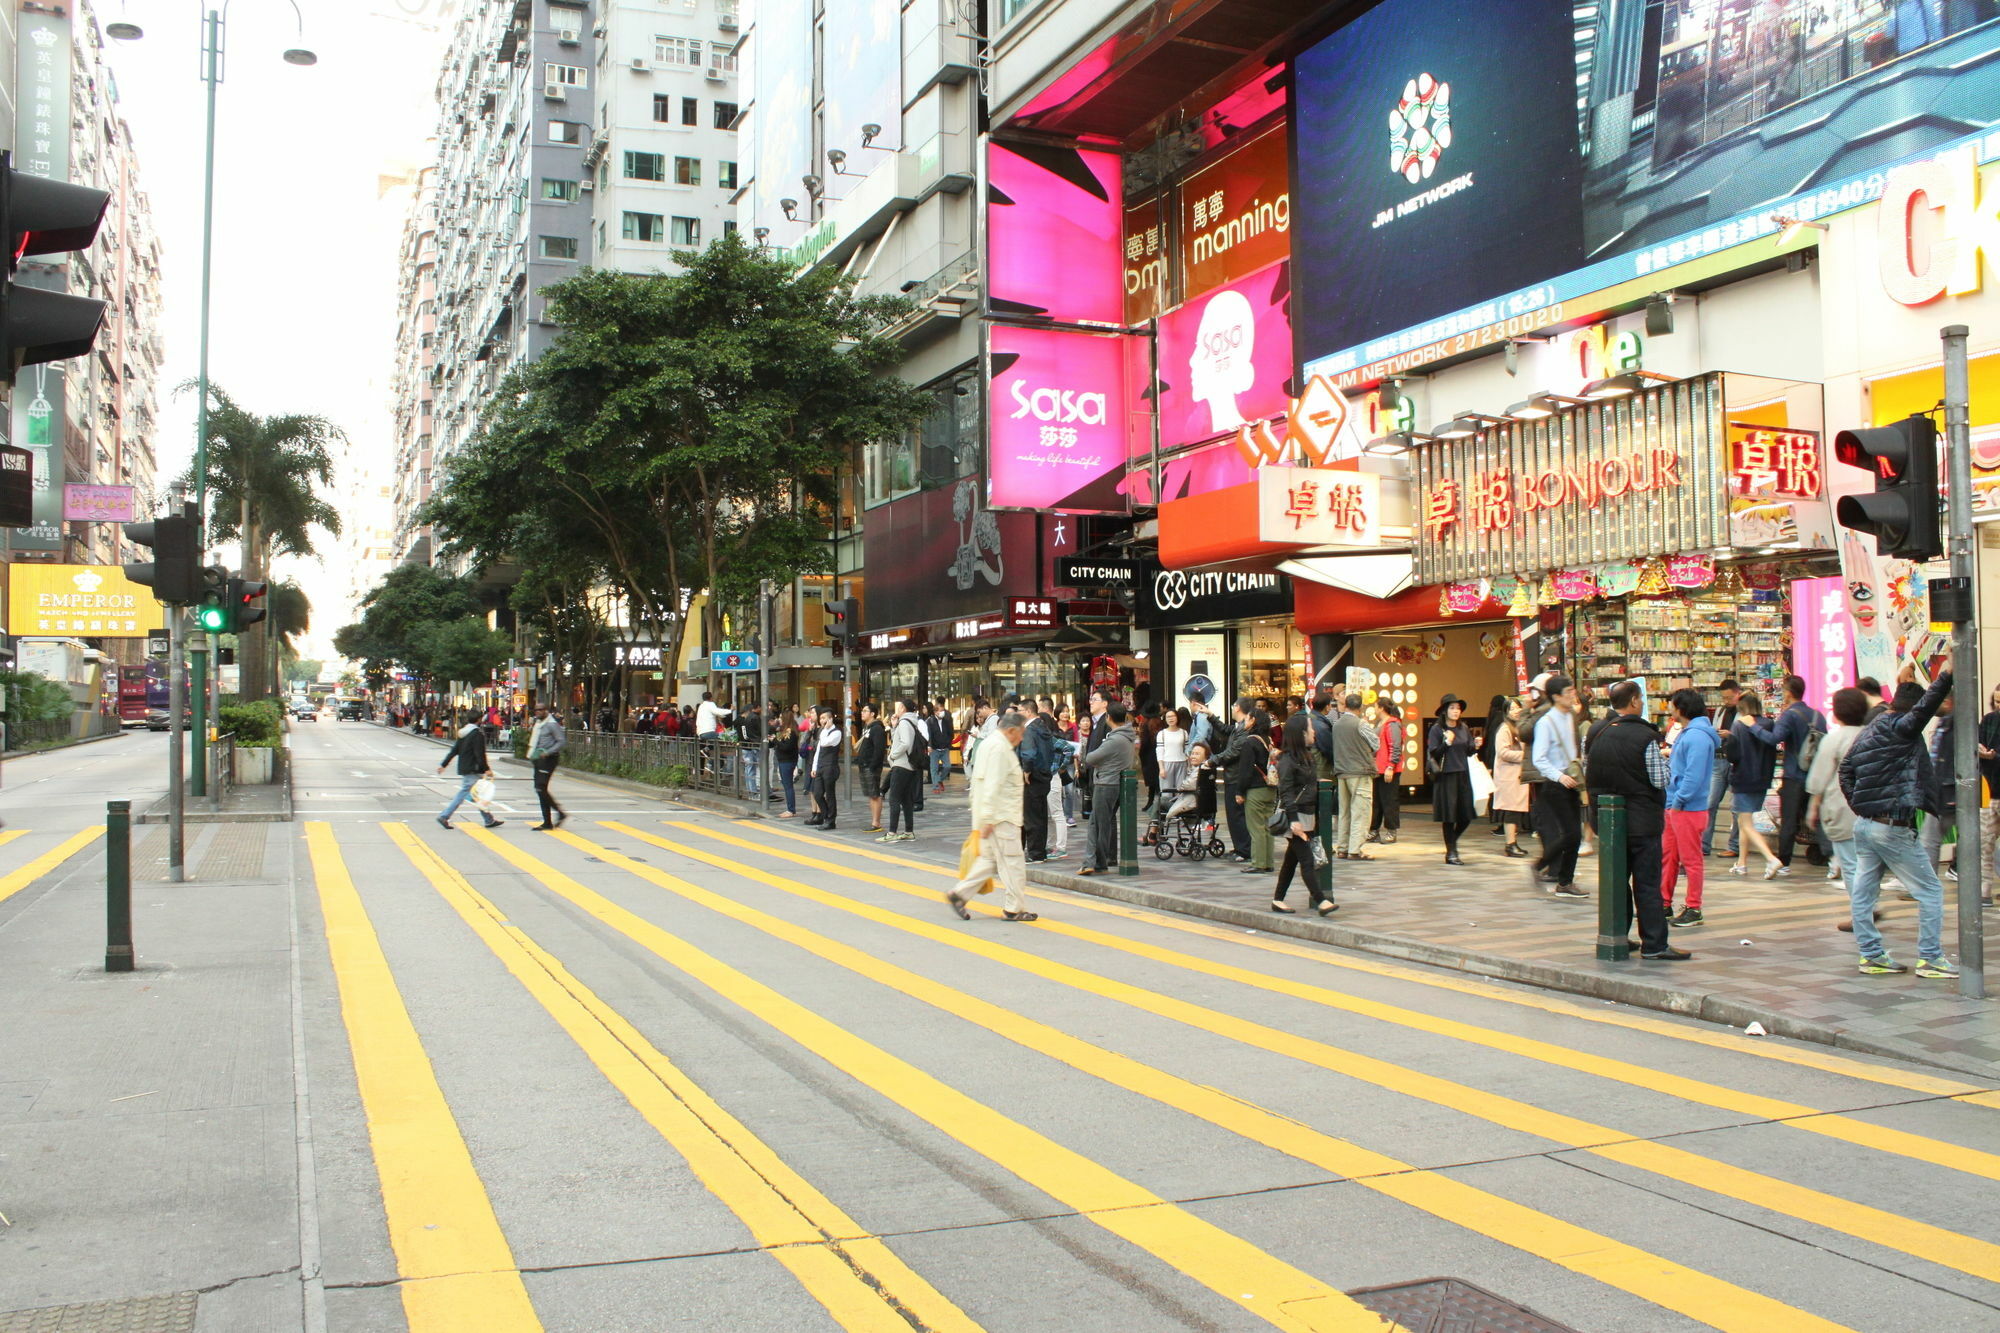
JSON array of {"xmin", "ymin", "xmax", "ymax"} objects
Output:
[
  {"xmin": 0, "ymin": 827, "xmax": 102, "ymax": 908},
  {"xmin": 302, "ymin": 823, "xmax": 541, "ymax": 1331},
  {"xmin": 636, "ymin": 822, "xmax": 2000, "ymax": 1287},
  {"xmin": 0, "ymin": 828, "xmax": 31, "ymax": 851},
  {"xmin": 381, "ymin": 824, "xmax": 981, "ymax": 1333},
  {"xmin": 742, "ymin": 823, "xmax": 1992, "ymax": 1098},
  {"xmin": 456, "ymin": 824, "xmax": 1394, "ymax": 1333},
  {"xmin": 542, "ymin": 822, "xmax": 1854, "ymax": 1332}
]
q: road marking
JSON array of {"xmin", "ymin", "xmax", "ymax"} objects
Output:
[
  {"xmin": 0, "ymin": 827, "xmax": 104, "ymax": 908},
  {"xmin": 0, "ymin": 829, "xmax": 30, "ymax": 851},
  {"xmin": 302, "ymin": 823, "xmax": 541, "ymax": 1331},
  {"xmin": 550, "ymin": 823, "xmax": 1854, "ymax": 1332},
  {"xmin": 743, "ymin": 822, "xmax": 1994, "ymax": 1098},
  {"xmin": 382, "ymin": 824, "xmax": 978, "ymax": 1333},
  {"xmin": 634, "ymin": 824, "xmax": 2000, "ymax": 1287},
  {"xmin": 458, "ymin": 825, "xmax": 1391, "ymax": 1333}
]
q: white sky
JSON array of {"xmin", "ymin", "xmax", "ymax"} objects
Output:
[{"xmin": 101, "ymin": 0, "xmax": 450, "ymax": 659}]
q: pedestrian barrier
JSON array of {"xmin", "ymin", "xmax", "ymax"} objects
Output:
[
  {"xmin": 1317, "ymin": 777, "xmax": 1335, "ymax": 862},
  {"xmin": 560, "ymin": 730, "xmax": 763, "ymax": 804},
  {"xmin": 1595, "ymin": 793, "xmax": 1631, "ymax": 961}
]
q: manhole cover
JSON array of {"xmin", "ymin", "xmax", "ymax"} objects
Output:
[
  {"xmin": 0, "ymin": 1290, "xmax": 197, "ymax": 1332},
  {"xmin": 1345, "ymin": 1277, "xmax": 1579, "ymax": 1332}
]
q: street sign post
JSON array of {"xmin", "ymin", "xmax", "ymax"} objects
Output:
[{"xmin": 710, "ymin": 649, "xmax": 760, "ymax": 672}]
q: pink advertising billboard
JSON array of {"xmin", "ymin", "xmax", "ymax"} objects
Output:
[
  {"xmin": 62, "ymin": 483, "xmax": 136, "ymax": 524},
  {"xmin": 987, "ymin": 324, "xmax": 1132, "ymax": 513},
  {"xmin": 1154, "ymin": 260, "xmax": 1292, "ymax": 452},
  {"xmin": 1790, "ymin": 576, "xmax": 1854, "ymax": 719},
  {"xmin": 987, "ymin": 142, "xmax": 1123, "ymax": 326}
]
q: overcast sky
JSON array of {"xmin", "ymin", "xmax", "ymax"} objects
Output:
[{"xmin": 101, "ymin": 0, "xmax": 449, "ymax": 658}]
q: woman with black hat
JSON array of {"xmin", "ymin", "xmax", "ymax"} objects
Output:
[{"xmin": 1428, "ymin": 695, "xmax": 1478, "ymax": 864}]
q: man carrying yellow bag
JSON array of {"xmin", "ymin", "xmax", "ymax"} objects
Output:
[{"xmin": 947, "ymin": 710, "xmax": 1037, "ymax": 922}]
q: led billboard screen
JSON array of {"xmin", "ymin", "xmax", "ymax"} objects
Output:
[
  {"xmin": 987, "ymin": 142, "xmax": 1124, "ymax": 325},
  {"xmin": 1293, "ymin": 0, "xmax": 2000, "ymax": 382},
  {"xmin": 1154, "ymin": 261, "xmax": 1292, "ymax": 452},
  {"xmin": 987, "ymin": 324, "xmax": 1133, "ymax": 513}
]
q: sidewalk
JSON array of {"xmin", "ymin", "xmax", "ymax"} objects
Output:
[{"xmin": 780, "ymin": 770, "xmax": 2000, "ymax": 1079}]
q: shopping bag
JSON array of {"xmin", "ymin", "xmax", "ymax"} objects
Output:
[
  {"xmin": 1466, "ymin": 757, "xmax": 1495, "ymax": 806},
  {"xmin": 957, "ymin": 830, "xmax": 996, "ymax": 893},
  {"xmin": 1753, "ymin": 789, "xmax": 1780, "ymax": 835},
  {"xmin": 469, "ymin": 777, "xmax": 496, "ymax": 810}
]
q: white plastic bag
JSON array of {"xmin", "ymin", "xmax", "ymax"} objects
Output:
[
  {"xmin": 1466, "ymin": 756, "xmax": 1495, "ymax": 806},
  {"xmin": 469, "ymin": 776, "xmax": 496, "ymax": 810}
]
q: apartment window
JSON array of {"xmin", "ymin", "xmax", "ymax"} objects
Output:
[
  {"xmin": 682, "ymin": 96, "xmax": 699, "ymax": 126},
  {"xmin": 547, "ymin": 4, "xmax": 584, "ymax": 32},
  {"xmin": 722, "ymin": 219, "xmax": 738, "ymax": 237},
  {"xmin": 598, "ymin": 220, "xmax": 608, "ymax": 252},
  {"xmin": 999, "ymin": 0, "xmax": 1044, "ymax": 23},
  {"xmin": 538, "ymin": 235, "xmax": 577, "ymax": 260},
  {"xmin": 623, "ymin": 212, "xmax": 665, "ymax": 242},
  {"xmin": 545, "ymin": 63, "xmax": 587, "ymax": 87},
  {"xmin": 716, "ymin": 160, "xmax": 737, "ymax": 189},
  {"xmin": 625, "ymin": 150, "xmax": 667, "ymax": 181},
  {"xmin": 671, "ymin": 216, "xmax": 701, "ymax": 246},
  {"xmin": 541, "ymin": 178, "xmax": 578, "ymax": 201},
  {"xmin": 708, "ymin": 44, "xmax": 738, "ymax": 73},
  {"xmin": 655, "ymin": 35, "xmax": 700, "ymax": 66},
  {"xmin": 713, "ymin": 100, "xmax": 738, "ymax": 130},
  {"xmin": 652, "ymin": 93, "xmax": 673, "ymax": 123},
  {"xmin": 673, "ymin": 156, "xmax": 701, "ymax": 186},
  {"xmin": 549, "ymin": 119, "xmax": 583, "ymax": 143}
]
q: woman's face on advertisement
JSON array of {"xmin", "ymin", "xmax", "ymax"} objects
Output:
[{"xmin": 1846, "ymin": 580, "xmax": 1878, "ymax": 631}]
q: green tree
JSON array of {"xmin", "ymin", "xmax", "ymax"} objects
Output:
[
  {"xmin": 411, "ymin": 618, "xmax": 513, "ymax": 687},
  {"xmin": 283, "ymin": 657, "xmax": 324, "ymax": 687},
  {"xmin": 183, "ymin": 383, "xmax": 344, "ymax": 702},
  {"xmin": 0, "ymin": 670, "xmax": 74, "ymax": 724},
  {"xmin": 335, "ymin": 565, "xmax": 491, "ymax": 693},
  {"xmin": 425, "ymin": 235, "xmax": 931, "ymax": 714}
]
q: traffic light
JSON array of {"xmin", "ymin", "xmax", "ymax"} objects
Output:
[
  {"xmin": 122, "ymin": 508, "xmax": 201, "ymax": 604},
  {"xmin": 228, "ymin": 577, "xmax": 268, "ymax": 630},
  {"xmin": 1834, "ymin": 413, "xmax": 1942, "ymax": 561},
  {"xmin": 1, "ymin": 151, "xmax": 110, "ymax": 381},
  {"xmin": 826, "ymin": 597, "xmax": 857, "ymax": 644},
  {"xmin": 194, "ymin": 566, "xmax": 230, "ymax": 633}
]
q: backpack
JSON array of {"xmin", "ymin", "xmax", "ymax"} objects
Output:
[
  {"xmin": 902, "ymin": 716, "xmax": 929, "ymax": 768},
  {"xmin": 1517, "ymin": 706, "xmax": 1546, "ymax": 782},
  {"xmin": 1793, "ymin": 705, "xmax": 1827, "ymax": 773}
]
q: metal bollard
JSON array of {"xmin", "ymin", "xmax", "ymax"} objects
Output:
[
  {"xmin": 1594, "ymin": 793, "xmax": 1630, "ymax": 961},
  {"xmin": 1119, "ymin": 768, "xmax": 1139, "ymax": 876},
  {"xmin": 1317, "ymin": 778, "xmax": 1336, "ymax": 862},
  {"xmin": 105, "ymin": 799, "xmax": 133, "ymax": 973}
]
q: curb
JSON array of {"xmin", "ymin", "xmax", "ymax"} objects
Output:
[
  {"xmin": 1023, "ymin": 866, "xmax": 2000, "ymax": 1082},
  {"xmin": 3, "ymin": 727, "xmax": 131, "ymax": 761}
]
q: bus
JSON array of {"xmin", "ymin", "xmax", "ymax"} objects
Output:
[{"xmin": 117, "ymin": 662, "xmax": 167, "ymax": 726}]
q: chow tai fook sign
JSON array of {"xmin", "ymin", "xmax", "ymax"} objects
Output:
[
  {"xmin": 1006, "ymin": 596, "xmax": 1059, "ymax": 630},
  {"xmin": 7, "ymin": 563, "xmax": 166, "ymax": 638},
  {"xmin": 1410, "ymin": 373, "xmax": 1729, "ymax": 586}
]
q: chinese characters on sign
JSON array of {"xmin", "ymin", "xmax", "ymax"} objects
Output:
[
  {"xmin": 1730, "ymin": 426, "xmax": 1823, "ymax": 497},
  {"xmin": 1255, "ymin": 467, "xmax": 1381, "ymax": 547},
  {"xmin": 1006, "ymin": 596, "xmax": 1059, "ymax": 630},
  {"xmin": 1791, "ymin": 576, "xmax": 1852, "ymax": 718},
  {"xmin": 6, "ymin": 563, "xmax": 166, "ymax": 638},
  {"xmin": 61, "ymin": 484, "xmax": 136, "ymax": 524}
]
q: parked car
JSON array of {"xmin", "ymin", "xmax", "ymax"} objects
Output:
[
  {"xmin": 293, "ymin": 701, "xmax": 318, "ymax": 721},
  {"xmin": 145, "ymin": 708, "xmax": 186, "ymax": 732}
]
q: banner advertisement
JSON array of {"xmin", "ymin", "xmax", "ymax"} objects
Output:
[
  {"xmin": 1153, "ymin": 261, "xmax": 1291, "ymax": 453},
  {"xmin": 986, "ymin": 323, "xmax": 1133, "ymax": 513},
  {"xmin": 10, "ymin": 362, "xmax": 66, "ymax": 551},
  {"xmin": 1790, "ymin": 576, "xmax": 1853, "ymax": 720},
  {"xmin": 12, "ymin": 8, "xmax": 76, "ymax": 553},
  {"xmin": 1178, "ymin": 123, "xmax": 1290, "ymax": 307},
  {"xmin": 858, "ymin": 478, "xmax": 1036, "ymax": 633},
  {"xmin": 987, "ymin": 141, "xmax": 1124, "ymax": 325},
  {"xmin": 63, "ymin": 484, "xmax": 136, "ymax": 524},
  {"xmin": 7, "ymin": 563, "xmax": 166, "ymax": 637}
]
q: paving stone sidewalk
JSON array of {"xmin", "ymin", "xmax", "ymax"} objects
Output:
[{"xmin": 748, "ymin": 769, "xmax": 2000, "ymax": 1079}]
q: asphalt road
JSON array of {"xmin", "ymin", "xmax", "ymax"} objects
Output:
[{"xmin": 6, "ymin": 719, "xmax": 2000, "ymax": 1331}]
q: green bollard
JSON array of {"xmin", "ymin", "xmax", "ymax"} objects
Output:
[
  {"xmin": 105, "ymin": 799, "xmax": 133, "ymax": 973},
  {"xmin": 1119, "ymin": 768, "xmax": 1139, "ymax": 876},
  {"xmin": 1595, "ymin": 793, "xmax": 1630, "ymax": 961},
  {"xmin": 1317, "ymin": 778, "xmax": 1335, "ymax": 862}
]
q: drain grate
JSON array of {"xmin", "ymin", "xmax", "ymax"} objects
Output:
[
  {"xmin": 0, "ymin": 1291, "xmax": 196, "ymax": 1332},
  {"xmin": 1345, "ymin": 1277, "xmax": 1580, "ymax": 1332}
]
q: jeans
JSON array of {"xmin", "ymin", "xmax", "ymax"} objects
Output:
[
  {"xmin": 1921, "ymin": 809, "xmax": 1956, "ymax": 870},
  {"xmin": 1702, "ymin": 761, "xmax": 1735, "ymax": 855},
  {"xmin": 930, "ymin": 747, "xmax": 950, "ymax": 789},
  {"xmin": 532, "ymin": 756, "xmax": 564, "ymax": 824},
  {"xmin": 778, "ymin": 758, "xmax": 797, "ymax": 814},
  {"xmin": 1023, "ymin": 772, "xmax": 1051, "ymax": 859},
  {"xmin": 440, "ymin": 772, "xmax": 482, "ymax": 822},
  {"xmin": 1662, "ymin": 808, "xmax": 1707, "ymax": 911},
  {"xmin": 884, "ymin": 766, "xmax": 919, "ymax": 833},
  {"xmin": 1851, "ymin": 817, "xmax": 1946, "ymax": 960},
  {"xmin": 1334, "ymin": 774, "xmax": 1373, "ymax": 855},
  {"xmin": 1089, "ymin": 783, "xmax": 1120, "ymax": 870},
  {"xmin": 1244, "ymin": 786, "xmax": 1277, "ymax": 870}
]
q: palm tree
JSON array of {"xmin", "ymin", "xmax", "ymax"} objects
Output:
[
  {"xmin": 268, "ymin": 581, "xmax": 311, "ymax": 697},
  {"xmin": 181, "ymin": 383, "xmax": 343, "ymax": 701}
]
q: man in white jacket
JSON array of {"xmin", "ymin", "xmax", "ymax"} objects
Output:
[{"xmin": 946, "ymin": 711, "xmax": 1036, "ymax": 922}]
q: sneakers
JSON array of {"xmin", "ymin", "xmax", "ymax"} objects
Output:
[
  {"xmin": 1915, "ymin": 956, "xmax": 1960, "ymax": 979},
  {"xmin": 876, "ymin": 832, "xmax": 897, "ymax": 843},
  {"xmin": 1858, "ymin": 953, "xmax": 1909, "ymax": 975},
  {"xmin": 896, "ymin": 832, "xmax": 916, "ymax": 842},
  {"xmin": 1670, "ymin": 907, "xmax": 1703, "ymax": 928},
  {"xmin": 1762, "ymin": 860, "xmax": 1783, "ymax": 880},
  {"xmin": 1945, "ymin": 865, "xmax": 1959, "ymax": 882},
  {"xmin": 1826, "ymin": 866, "xmax": 1842, "ymax": 881}
]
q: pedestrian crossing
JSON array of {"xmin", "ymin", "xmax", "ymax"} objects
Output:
[{"xmin": 293, "ymin": 817, "xmax": 2000, "ymax": 1332}]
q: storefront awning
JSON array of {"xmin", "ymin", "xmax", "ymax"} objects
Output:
[{"xmin": 1277, "ymin": 553, "xmax": 1415, "ymax": 600}]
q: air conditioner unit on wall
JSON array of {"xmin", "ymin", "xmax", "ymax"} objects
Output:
[
  {"xmin": 705, "ymin": 65, "xmax": 725, "ymax": 81},
  {"xmin": 543, "ymin": 82, "xmax": 568, "ymax": 100},
  {"xmin": 579, "ymin": 180, "xmax": 594, "ymax": 192},
  {"xmin": 630, "ymin": 57, "xmax": 650, "ymax": 71},
  {"xmin": 558, "ymin": 28, "xmax": 580, "ymax": 45}
]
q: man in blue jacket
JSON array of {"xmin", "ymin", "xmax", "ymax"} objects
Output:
[
  {"xmin": 1768, "ymin": 675, "xmax": 1826, "ymax": 872},
  {"xmin": 1662, "ymin": 689, "xmax": 1719, "ymax": 926},
  {"xmin": 1839, "ymin": 665, "xmax": 1956, "ymax": 978}
]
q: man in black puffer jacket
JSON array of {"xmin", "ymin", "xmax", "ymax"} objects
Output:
[{"xmin": 1838, "ymin": 667, "xmax": 1954, "ymax": 979}]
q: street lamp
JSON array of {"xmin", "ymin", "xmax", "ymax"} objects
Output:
[{"xmin": 109, "ymin": 5, "xmax": 317, "ymax": 798}]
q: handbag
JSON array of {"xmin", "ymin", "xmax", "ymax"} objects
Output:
[
  {"xmin": 1267, "ymin": 803, "xmax": 1293, "ymax": 835},
  {"xmin": 469, "ymin": 776, "xmax": 496, "ymax": 809}
]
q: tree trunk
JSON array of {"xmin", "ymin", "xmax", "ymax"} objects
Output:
[{"xmin": 236, "ymin": 501, "xmax": 269, "ymax": 702}]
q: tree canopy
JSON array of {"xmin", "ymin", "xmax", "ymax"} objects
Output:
[{"xmin": 334, "ymin": 564, "xmax": 499, "ymax": 692}]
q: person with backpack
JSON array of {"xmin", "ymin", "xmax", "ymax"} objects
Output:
[
  {"xmin": 1020, "ymin": 698, "xmax": 1058, "ymax": 862},
  {"xmin": 1808, "ymin": 687, "xmax": 1873, "ymax": 934},
  {"xmin": 1768, "ymin": 675, "xmax": 1827, "ymax": 873},
  {"xmin": 1840, "ymin": 664, "xmax": 1957, "ymax": 978},
  {"xmin": 882, "ymin": 698, "xmax": 926, "ymax": 843}
]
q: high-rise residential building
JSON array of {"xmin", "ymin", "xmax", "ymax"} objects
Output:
[{"xmin": 394, "ymin": 0, "xmax": 741, "ymax": 571}]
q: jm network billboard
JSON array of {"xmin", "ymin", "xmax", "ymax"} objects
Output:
[{"xmin": 1293, "ymin": 0, "xmax": 2000, "ymax": 381}]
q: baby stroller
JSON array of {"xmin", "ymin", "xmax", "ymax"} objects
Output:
[{"xmin": 1151, "ymin": 767, "xmax": 1225, "ymax": 860}]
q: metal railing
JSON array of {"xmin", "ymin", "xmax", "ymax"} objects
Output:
[
  {"xmin": 209, "ymin": 731, "xmax": 236, "ymax": 807},
  {"xmin": 3, "ymin": 717, "xmax": 74, "ymax": 751},
  {"xmin": 559, "ymin": 731, "xmax": 764, "ymax": 804}
]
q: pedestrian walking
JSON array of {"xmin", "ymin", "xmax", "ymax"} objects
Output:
[
  {"xmin": 1368, "ymin": 701, "xmax": 1404, "ymax": 843},
  {"xmin": 881, "ymin": 699, "xmax": 925, "ymax": 843},
  {"xmin": 810, "ymin": 706, "xmax": 843, "ymax": 831},
  {"xmin": 946, "ymin": 711, "xmax": 1037, "ymax": 922},
  {"xmin": 1269, "ymin": 713, "xmax": 1337, "ymax": 916},
  {"xmin": 1427, "ymin": 696, "xmax": 1478, "ymax": 865},
  {"xmin": 1839, "ymin": 664, "xmax": 1958, "ymax": 978},
  {"xmin": 1329, "ymin": 693, "xmax": 1378, "ymax": 859},
  {"xmin": 1490, "ymin": 699, "xmax": 1530, "ymax": 856},
  {"xmin": 1586, "ymin": 680, "xmax": 1687, "ymax": 960},
  {"xmin": 436, "ymin": 723, "xmax": 503, "ymax": 829},
  {"xmin": 1702, "ymin": 680, "xmax": 1743, "ymax": 856},
  {"xmin": 527, "ymin": 704, "xmax": 568, "ymax": 830},
  {"xmin": 1529, "ymin": 677, "xmax": 1585, "ymax": 896},
  {"xmin": 1661, "ymin": 689, "xmax": 1719, "ymax": 924},
  {"xmin": 1768, "ymin": 675, "xmax": 1826, "ymax": 869},
  {"xmin": 1725, "ymin": 694, "xmax": 1783, "ymax": 879},
  {"xmin": 1077, "ymin": 703, "xmax": 1136, "ymax": 876},
  {"xmin": 1808, "ymin": 688, "xmax": 1873, "ymax": 934},
  {"xmin": 855, "ymin": 703, "xmax": 888, "ymax": 832},
  {"xmin": 1019, "ymin": 699, "xmax": 1058, "ymax": 862}
]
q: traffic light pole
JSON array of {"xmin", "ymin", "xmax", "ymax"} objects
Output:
[
  {"xmin": 189, "ymin": 631, "xmax": 209, "ymax": 799},
  {"xmin": 167, "ymin": 610, "xmax": 186, "ymax": 883},
  {"xmin": 1942, "ymin": 325, "xmax": 1983, "ymax": 1000},
  {"xmin": 189, "ymin": 10, "xmax": 224, "ymax": 808}
]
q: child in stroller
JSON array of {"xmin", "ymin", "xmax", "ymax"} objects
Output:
[{"xmin": 1148, "ymin": 742, "xmax": 1225, "ymax": 859}]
